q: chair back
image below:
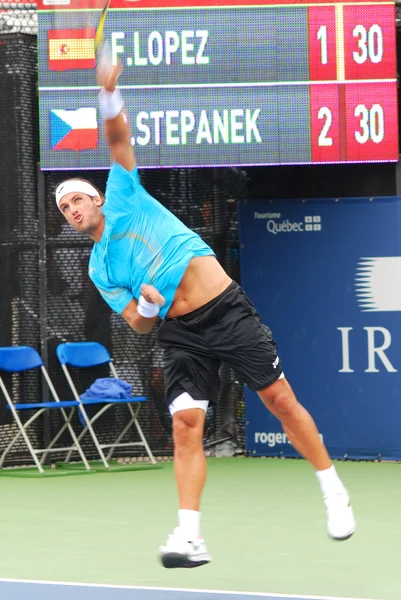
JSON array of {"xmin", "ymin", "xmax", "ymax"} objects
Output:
[
  {"xmin": 0, "ymin": 346, "xmax": 43, "ymax": 372},
  {"xmin": 57, "ymin": 342, "xmax": 111, "ymax": 368}
]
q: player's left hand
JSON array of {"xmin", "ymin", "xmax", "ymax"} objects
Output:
[{"xmin": 140, "ymin": 284, "xmax": 166, "ymax": 307}]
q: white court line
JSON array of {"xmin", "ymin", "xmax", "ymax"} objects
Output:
[{"xmin": 0, "ymin": 578, "xmax": 380, "ymax": 600}]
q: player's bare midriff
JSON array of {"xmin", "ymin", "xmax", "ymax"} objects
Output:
[{"xmin": 166, "ymin": 256, "xmax": 232, "ymax": 319}]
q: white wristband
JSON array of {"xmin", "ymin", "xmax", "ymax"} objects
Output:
[
  {"xmin": 137, "ymin": 295, "xmax": 160, "ymax": 318},
  {"xmin": 98, "ymin": 87, "xmax": 124, "ymax": 121}
]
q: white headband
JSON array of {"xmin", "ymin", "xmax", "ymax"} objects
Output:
[{"xmin": 55, "ymin": 180, "xmax": 99, "ymax": 211}]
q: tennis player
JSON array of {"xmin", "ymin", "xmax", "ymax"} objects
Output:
[{"xmin": 55, "ymin": 63, "xmax": 356, "ymax": 569}]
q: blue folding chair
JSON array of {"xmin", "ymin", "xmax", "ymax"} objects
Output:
[
  {"xmin": 56, "ymin": 342, "xmax": 156, "ymax": 468},
  {"xmin": 0, "ymin": 346, "xmax": 90, "ymax": 474}
]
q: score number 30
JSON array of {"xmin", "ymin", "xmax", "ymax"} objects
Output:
[
  {"xmin": 352, "ymin": 24, "xmax": 383, "ymax": 64},
  {"xmin": 318, "ymin": 103, "xmax": 384, "ymax": 146}
]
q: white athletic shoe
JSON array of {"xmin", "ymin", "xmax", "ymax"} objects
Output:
[
  {"xmin": 324, "ymin": 492, "xmax": 356, "ymax": 541},
  {"xmin": 159, "ymin": 528, "xmax": 212, "ymax": 569}
]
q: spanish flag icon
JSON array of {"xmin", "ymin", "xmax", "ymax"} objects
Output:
[{"xmin": 48, "ymin": 28, "xmax": 96, "ymax": 71}]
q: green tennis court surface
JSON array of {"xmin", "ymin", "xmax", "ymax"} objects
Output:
[{"xmin": 0, "ymin": 459, "xmax": 398, "ymax": 600}]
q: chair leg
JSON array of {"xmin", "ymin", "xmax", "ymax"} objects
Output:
[
  {"xmin": 129, "ymin": 405, "xmax": 157, "ymax": 465},
  {"xmin": 40, "ymin": 410, "xmax": 74, "ymax": 465},
  {"xmin": 64, "ymin": 425, "xmax": 88, "ymax": 464},
  {"xmin": 59, "ymin": 365, "xmax": 110, "ymax": 468},
  {"xmin": 64, "ymin": 407, "xmax": 108, "ymax": 463},
  {"xmin": 41, "ymin": 408, "xmax": 91, "ymax": 471},
  {"xmin": 75, "ymin": 404, "xmax": 110, "ymax": 469},
  {"xmin": 0, "ymin": 408, "xmax": 43, "ymax": 466},
  {"xmin": 0, "ymin": 429, "xmax": 23, "ymax": 468},
  {"xmin": 0, "ymin": 409, "xmax": 44, "ymax": 474},
  {"xmin": 105, "ymin": 409, "xmax": 135, "ymax": 461},
  {"xmin": 64, "ymin": 418, "xmax": 91, "ymax": 471}
]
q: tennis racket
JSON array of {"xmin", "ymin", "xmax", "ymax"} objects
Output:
[
  {"xmin": 48, "ymin": 0, "xmax": 113, "ymax": 72},
  {"xmin": 94, "ymin": 0, "xmax": 111, "ymax": 56}
]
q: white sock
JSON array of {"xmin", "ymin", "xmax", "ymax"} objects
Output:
[
  {"xmin": 315, "ymin": 465, "xmax": 347, "ymax": 497},
  {"xmin": 178, "ymin": 509, "xmax": 201, "ymax": 540}
]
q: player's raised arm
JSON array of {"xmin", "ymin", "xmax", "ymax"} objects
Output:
[{"xmin": 97, "ymin": 59, "xmax": 135, "ymax": 172}]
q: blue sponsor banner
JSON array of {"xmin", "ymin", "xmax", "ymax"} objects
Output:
[{"xmin": 238, "ymin": 198, "xmax": 401, "ymax": 460}]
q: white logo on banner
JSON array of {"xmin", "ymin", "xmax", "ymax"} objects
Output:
[
  {"xmin": 263, "ymin": 215, "xmax": 322, "ymax": 235},
  {"xmin": 304, "ymin": 215, "xmax": 322, "ymax": 231},
  {"xmin": 254, "ymin": 431, "xmax": 324, "ymax": 447},
  {"xmin": 355, "ymin": 257, "xmax": 401, "ymax": 312}
]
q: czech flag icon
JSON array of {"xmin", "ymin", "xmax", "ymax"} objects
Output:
[{"xmin": 50, "ymin": 108, "xmax": 98, "ymax": 150}]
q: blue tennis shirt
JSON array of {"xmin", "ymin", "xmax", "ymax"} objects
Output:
[{"xmin": 89, "ymin": 162, "xmax": 214, "ymax": 319}]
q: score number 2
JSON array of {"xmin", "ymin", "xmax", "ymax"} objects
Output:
[
  {"xmin": 317, "ymin": 104, "xmax": 384, "ymax": 146},
  {"xmin": 317, "ymin": 107, "xmax": 333, "ymax": 146}
]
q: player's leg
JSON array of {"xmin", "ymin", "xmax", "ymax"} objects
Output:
[
  {"xmin": 257, "ymin": 377, "xmax": 355, "ymax": 540},
  {"xmin": 172, "ymin": 405, "xmax": 207, "ymax": 512},
  {"xmin": 157, "ymin": 319, "xmax": 219, "ymax": 568},
  {"xmin": 258, "ymin": 376, "xmax": 331, "ymax": 471},
  {"xmin": 159, "ymin": 398, "xmax": 212, "ymax": 569},
  {"xmin": 207, "ymin": 282, "xmax": 356, "ymax": 540}
]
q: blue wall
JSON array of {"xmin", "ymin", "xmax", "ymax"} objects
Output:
[{"xmin": 239, "ymin": 197, "xmax": 401, "ymax": 460}]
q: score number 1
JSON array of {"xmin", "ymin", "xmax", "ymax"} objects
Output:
[
  {"xmin": 308, "ymin": 6, "xmax": 337, "ymax": 81},
  {"xmin": 317, "ymin": 24, "xmax": 383, "ymax": 66},
  {"xmin": 317, "ymin": 25, "xmax": 328, "ymax": 65},
  {"xmin": 309, "ymin": 4, "xmax": 395, "ymax": 81},
  {"xmin": 316, "ymin": 20, "xmax": 384, "ymax": 72}
]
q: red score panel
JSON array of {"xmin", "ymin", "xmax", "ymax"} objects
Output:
[
  {"xmin": 308, "ymin": 6, "xmax": 337, "ymax": 81},
  {"xmin": 345, "ymin": 82, "xmax": 398, "ymax": 162},
  {"xmin": 310, "ymin": 84, "xmax": 340, "ymax": 163},
  {"xmin": 35, "ymin": 0, "xmax": 395, "ymax": 10},
  {"xmin": 343, "ymin": 4, "xmax": 396, "ymax": 80}
]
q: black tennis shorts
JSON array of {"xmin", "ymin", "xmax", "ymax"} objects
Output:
[{"xmin": 157, "ymin": 281, "xmax": 283, "ymax": 405}]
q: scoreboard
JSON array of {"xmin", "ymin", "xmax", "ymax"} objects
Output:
[{"xmin": 36, "ymin": 0, "xmax": 398, "ymax": 170}]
